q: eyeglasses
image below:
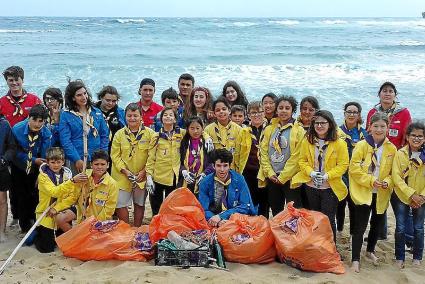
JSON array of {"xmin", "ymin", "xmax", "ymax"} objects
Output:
[
  {"xmin": 44, "ymin": 97, "xmax": 57, "ymax": 103},
  {"xmin": 409, "ymin": 134, "xmax": 425, "ymax": 140},
  {"xmin": 314, "ymin": 121, "xmax": 329, "ymax": 126},
  {"xmin": 249, "ymin": 111, "xmax": 264, "ymax": 116},
  {"xmin": 344, "ymin": 111, "xmax": 359, "ymax": 116}
]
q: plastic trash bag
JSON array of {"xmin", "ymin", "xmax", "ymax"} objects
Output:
[
  {"xmin": 217, "ymin": 213, "xmax": 276, "ymax": 264},
  {"xmin": 149, "ymin": 188, "xmax": 210, "ymax": 244},
  {"xmin": 56, "ymin": 216, "xmax": 154, "ymax": 261},
  {"xmin": 269, "ymin": 202, "xmax": 345, "ymax": 274}
]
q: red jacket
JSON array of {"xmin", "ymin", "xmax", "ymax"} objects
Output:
[
  {"xmin": 137, "ymin": 100, "xmax": 163, "ymax": 127},
  {"xmin": 0, "ymin": 92, "xmax": 42, "ymax": 127},
  {"xmin": 366, "ymin": 104, "xmax": 411, "ymax": 149}
]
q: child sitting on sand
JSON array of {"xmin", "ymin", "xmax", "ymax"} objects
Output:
[
  {"xmin": 198, "ymin": 149, "xmax": 257, "ymax": 227},
  {"xmin": 34, "ymin": 147, "xmax": 87, "ymax": 253}
]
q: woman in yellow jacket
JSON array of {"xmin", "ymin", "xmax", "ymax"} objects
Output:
[
  {"xmin": 292, "ymin": 110, "xmax": 349, "ymax": 240},
  {"xmin": 75, "ymin": 150, "xmax": 119, "ymax": 223},
  {"xmin": 348, "ymin": 112, "xmax": 396, "ymax": 272},
  {"xmin": 204, "ymin": 97, "xmax": 242, "ymax": 160},
  {"xmin": 145, "ymin": 107, "xmax": 185, "ymax": 215},
  {"xmin": 234, "ymin": 101, "xmax": 269, "ymax": 217},
  {"xmin": 392, "ymin": 122, "xmax": 425, "ymax": 267},
  {"xmin": 111, "ymin": 103, "xmax": 155, "ymax": 227},
  {"xmin": 34, "ymin": 147, "xmax": 87, "ymax": 253},
  {"xmin": 258, "ymin": 96, "xmax": 306, "ymax": 216}
]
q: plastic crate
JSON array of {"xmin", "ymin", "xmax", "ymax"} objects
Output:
[{"xmin": 154, "ymin": 242, "xmax": 211, "ymax": 267}]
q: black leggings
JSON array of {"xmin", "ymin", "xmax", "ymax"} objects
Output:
[
  {"xmin": 243, "ymin": 169, "xmax": 269, "ymax": 218},
  {"xmin": 267, "ymin": 180, "xmax": 302, "ymax": 216},
  {"xmin": 304, "ymin": 185, "xmax": 339, "ymax": 241},
  {"xmin": 337, "ymin": 194, "xmax": 355, "ymax": 234},
  {"xmin": 149, "ymin": 182, "xmax": 175, "ymax": 216},
  {"xmin": 351, "ymin": 193, "xmax": 385, "ymax": 262}
]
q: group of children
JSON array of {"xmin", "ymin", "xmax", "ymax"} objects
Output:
[{"xmin": 0, "ymin": 65, "xmax": 424, "ymax": 273}]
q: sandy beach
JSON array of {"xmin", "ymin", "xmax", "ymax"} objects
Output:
[{"xmin": 1, "ymin": 200, "xmax": 424, "ymax": 284}]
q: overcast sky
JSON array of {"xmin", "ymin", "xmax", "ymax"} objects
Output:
[{"xmin": 1, "ymin": 0, "xmax": 424, "ymax": 17}]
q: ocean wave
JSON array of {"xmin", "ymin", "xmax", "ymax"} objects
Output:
[
  {"xmin": 0, "ymin": 29, "xmax": 56, "ymax": 33},
  {"xmin": 269, "ymin": 20, "xmax": 299, "ymax": 26},
  {"xmin": 357, "ymin": 20, "xmax": 425, "ymax": 27},
  {"xmin": 319, "ymin": 20, "xmax": 348, "ymax": 25},
  {"xmin": 233, "ymin": 21, "xmax": 259, "ymax": 27},
  {"xmin": 114, "ymin": 18, "xmax": 146, "ymax": 24},
  {"xmin": 399, "ymin": 40, "xmax": 425, "ymax": 46}
]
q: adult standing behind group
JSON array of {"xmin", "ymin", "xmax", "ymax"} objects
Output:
[
  {"xmin": 42, "ymin": 87, "xmax": 63, "ymax": 147},
  {"xmin": 366, "ymin": 82, "xmax": 412, "ymax": 240},
  {"xmin": 0, "ymin": 66, "xmax": 41, "ymax": 226},
  {"xmin": 95, "ymin": 85, "xmax": 126, "ymax": 145},
  {"xmin": 0, "ymin": 66, "xmax": 41, "ymax": 127},
  {"xmin": 137, "ymin": 78, "xmax": 163, "ymax": 128},
  {"xmin": 59, "ymin": 80, "xmax": 109, "ymax": 174},
  {"xmin": 177, "ymin": 73, "xmax": 194, "ymax": 109}
]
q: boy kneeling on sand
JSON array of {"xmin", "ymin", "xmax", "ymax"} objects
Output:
[
  {"xmin": 198, "ymin": 149, "xmax": 257, "ymax": 227},
  {"xmin": 75, "ymin": 150, "xmax": 119, "ymax": 223},
  {"xmin": 34, "ymin": 147, "xmax": 87, "ymax": 253}
]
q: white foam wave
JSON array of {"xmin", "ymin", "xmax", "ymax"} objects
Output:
[
  {"xmin": 399, "ymin": 40, "xmax": 425, "ymax": 46},
  {"xmin": 233, "ymin": 22, "xmax": 259, "ymax": 27},
  {"xmin": 320, "ymin": 20, "xmax": 348, "ymax": 25},
  {"xmin": 0, "ymin": 29, "xmax": 55, "ymax": 33},
  {"xmin": 115, "ymin": 18, "xmax": 146, "ymax": 24},
  {"xmin": 357, "ymin": 20, "xmax": 425, "ymax": 27},
  {"xmin": 269, "ymin": 20, "xmax": 299, "ymax": 26}
]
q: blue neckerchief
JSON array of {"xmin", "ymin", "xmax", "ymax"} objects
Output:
[{"xmin": 365, "ymin": 135, "xmax": 384, "ymax": 149}]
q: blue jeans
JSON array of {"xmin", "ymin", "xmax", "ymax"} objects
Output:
[{"xmin": 394, "ymin": 195, "xmax": 425, "ymax": 261}]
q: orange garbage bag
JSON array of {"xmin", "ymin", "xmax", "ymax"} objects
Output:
[
  {"xmin": 269, "ymin": 202, "xmax": 345, "ymax": 274},
  {"xmin": 56, "ymin": 216, "xmax": 154, "ymax": 261},
  {"xmin": 149, "ymin": 188, "xmax": 210, "ymax": 244},
  {"xmin": 217, "ymin": 213, "xmax": 276, "ymax": 264}
]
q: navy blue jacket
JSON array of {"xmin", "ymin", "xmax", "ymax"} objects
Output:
[
  {"xmin": 0, "ymin": 115, "xmax": 16, "ymax": 164},
  {"xmin": 12, "ymin": 119, "xmax": 51, "ymax": 171}
]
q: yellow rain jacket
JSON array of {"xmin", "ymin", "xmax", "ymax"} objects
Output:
[
  {"xmin": 36, "ymin": 165, "xmax": 77, "ymax": 229},
  {"xmin": 349, "ymin": 138, "xmax": 396, "ymax": 213},
  {"xmin": 392, "ymin": 146, "xmax": 425, "ymax": 205},
  {"xmin": 258, "ymin": 118, "xmax": 305, "ymax": 187},
  {"xmin": 76, "ymin": 170, "xmax": 119, "ymax": 223},
  {"xmin": 145, "ymin": 128, "xmax": 186, "ymax": 186},
  {"xmin": 292, "ymin": 137, "xmax": 349, "ymax": 201},
  {"xmin": 111, "ymin": 125, "xmax": 155, "ymax": 191},
  {"xmin": 204, "ymin": 121, "xmax": 241, "ymax": 152}
]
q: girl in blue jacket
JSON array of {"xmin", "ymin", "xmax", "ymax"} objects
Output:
[{"xmin": 59, "ymin": 80, "xmax": 109, "ymax": 174}]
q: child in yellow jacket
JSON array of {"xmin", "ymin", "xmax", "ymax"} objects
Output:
[
  {"xmin": 392, "ymin": 122, "xmax": 425, "ymax": 267},
  {"xmin": 34, "ymin": 147, "xmax": 87, "ymax": 253},
  {"xmin": 111, "ymin": 103, "xmax": 155, "ymax": 227},
  {"xmin": 204, "ymin": 97, "xmax": 242, "ymax": 160},
  {"xmin": 258, "ymin": 96, "xmax": 305, "ymax": 216},
  {"xmin": 292, "ymin": 110, "xmax": 349, "ymax": 240},
  {"xmin": 75, "ymin": 150, "xmax": 119, "ymax": 223},
  {"xmin": 349, "ymin": 112, "xmax": 397, "ymax": 272},
  {"xmin": 145, "ymin": 107, "xmax": 186, "ymax": 215}
]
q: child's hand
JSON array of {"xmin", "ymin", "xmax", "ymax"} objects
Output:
[
  {"xmin": 135, "ymin": 169, "xmax": 146, "ymax": 183},
  {"xmin": 73, "ymin": 173, "xmax": 88, "ymax": 183},
  {"xmin": 411, "ymin": 194, "xmax": 424, "ymax": 208},
  {"xmin": 381, "ymin": 181, "xmax": 388, "ymax": 189},
  {"xmin": 35, "ymin": 158, "xmax": 46, "ymax": 166},
  {"xmin": 373, "ymin": 180, "xmax": 383, "ymax": 188},
  {"xmin": 75, "ymin": 160, "xmax": 84, "ymax": 172},
  {"xmin": 120, "ymin": 168, "xmax": 132, "ymax": 178}
]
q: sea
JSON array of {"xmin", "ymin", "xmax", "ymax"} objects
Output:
[{"xmin": 1, "ymin": 17, "xmax": 425, "ymax": 123}]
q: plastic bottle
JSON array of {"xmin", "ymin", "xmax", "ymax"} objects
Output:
[{"xmin": 167, "ymin": 230, "xmax": 198, "ymax": 250}]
